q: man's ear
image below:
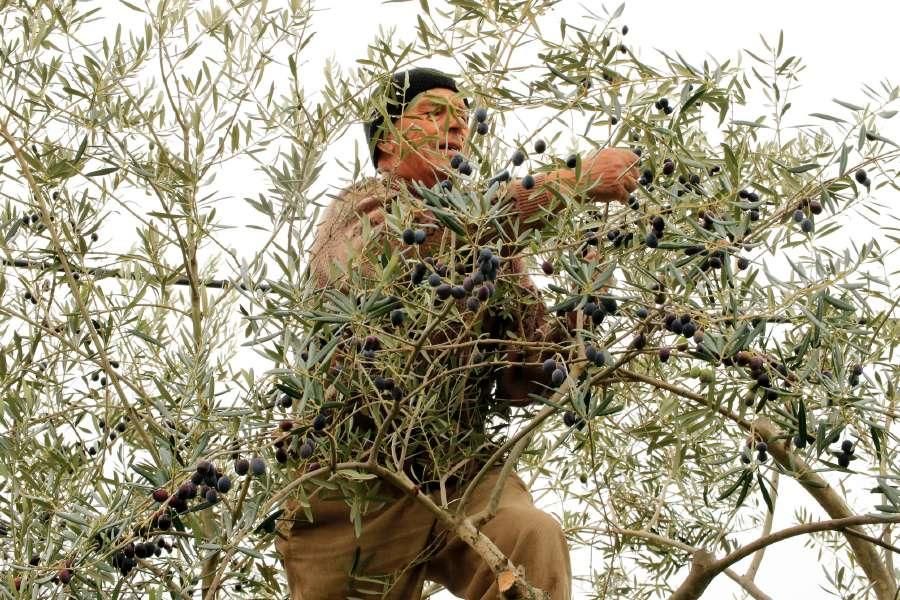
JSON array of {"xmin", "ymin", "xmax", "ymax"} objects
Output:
[{"xmin": 376, "ymin": 137, "xmax": 396, "ymax": 170}]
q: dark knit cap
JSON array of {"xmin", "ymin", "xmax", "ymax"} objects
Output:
[{"xmin": 363, "ymin": 67, "xmax": 469, "ymax": 169}]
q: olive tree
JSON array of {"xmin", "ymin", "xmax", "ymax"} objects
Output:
[{"xmin": 0, "ymin": 1, "xmax": 898, "ymax": 599}]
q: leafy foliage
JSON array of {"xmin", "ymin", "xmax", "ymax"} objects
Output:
[{"xmin": 0, "ymin": 1, "xmax": 898, "ymax": 599}]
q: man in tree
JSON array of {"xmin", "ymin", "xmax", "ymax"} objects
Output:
[{"xmin": 275, "ymin": 67, "xmax": 639, "ymax": 599}]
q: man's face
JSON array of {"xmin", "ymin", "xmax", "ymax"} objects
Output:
[{"xmin": 376, "ymin": 88, "xmax": 469, "ymax": 188}]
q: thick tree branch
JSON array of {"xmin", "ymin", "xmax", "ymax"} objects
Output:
[
  {"xmin": 756, "ymin": 417, "xmax": 899, "ymax": 600},
  {"xmin": 839, "ymin": 527, "xmax": 900, "ymax": 556},
  {"xmin": 606, "ymin": 528, "xmax": 773, "ymax": 600},
  {"xmin": 669, "ymin": 515, "xmax": 900, "ymax": 600},
  {"xmin": 1, "ymin": 256, "xmax": 272, "ymax": 291},
  {"xmin": 723, "ymin": 515, "xmax": 900, "ymax": 573}
]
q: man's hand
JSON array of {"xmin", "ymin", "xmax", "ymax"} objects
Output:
[
  {"xmin": 563, "ymin": 248, "xmax": 616, "ymax": 332},
  {"xmin": 579, "ymin": 147, "xmax": 640, "ymax": 203}
]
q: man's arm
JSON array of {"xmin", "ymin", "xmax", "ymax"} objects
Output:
[
  {"xmin": 308, "ymin": 176, "xmax": 440, "ymax": 289},
  {"xmin": 494, "ymin": 316, "xmax": 570, "ymax": 408},
  {"xmin": 493, "ymin": 249, "xmax": 606, "ymax": 407},
  {"xmin": 494, "ymin": 147, "xmax": 640, "ymax": 241},
  {"xmin": 489, "ymin": 258, "xmax": 576, "ymax": 407}
]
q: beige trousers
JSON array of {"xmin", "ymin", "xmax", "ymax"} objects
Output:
[{"xmin": 275, "ymin": 467, "xmax": 572, "ymax": 599}]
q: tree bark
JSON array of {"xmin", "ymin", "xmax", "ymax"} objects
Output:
[
  {"xmin": 618, "ymin": 370, "xmax": 898, "ymax": 600},
  {"xmin": 668, "ymin": 515, "xmax": 900, "ymax": 600},
  {"xmin": 755, "ymin": 417, "xmax": 899, "ymax": 600},
  {"xmin": 668, "ymin": 550, "xmax": 717, "ymax": 600}
]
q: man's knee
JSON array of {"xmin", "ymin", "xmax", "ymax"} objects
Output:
[
  {"xmin": 491, "ymin": 505, "xmax": 568, "ymax": 556},
  {"xmin": 474, "ymin": 506, "xmax": 571, "ymax": 599}
]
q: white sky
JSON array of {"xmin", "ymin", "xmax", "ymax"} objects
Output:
[{"xmin": 9, "ymin": 0, "xmax": 899, "ymax": 598}]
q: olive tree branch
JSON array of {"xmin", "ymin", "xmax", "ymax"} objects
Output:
[
  {"xmin": 616, "ymin": 369, "xmax": 898, "ymax": 600},
  {"xmin": 669, "ymin": 515, "xmax": 900, "ymax": 600},
  {"xmin": 459, "ymin": 346, "xmax": 642, "ymax": 516},
  {"xmin": 593, "ymin": 527, "xmax": 773, "ymax": 600},
  {"xmin": 0, "ymin": 121, "xmax": 165, "ymax": 466}
]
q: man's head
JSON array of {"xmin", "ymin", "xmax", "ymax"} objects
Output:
[{"xmin": 364, "ymin": 68, "xmax": 470, "ymax": 188}]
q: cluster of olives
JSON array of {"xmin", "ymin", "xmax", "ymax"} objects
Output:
[
  {"xmin": 643, "ymin": 214, "xmax": 666, "ymax": 248},
  {"xmin": 401, "ymin": 227, "xmax": 428, "ymax": 245},
  {"xmin": 473, "ymin": 106, "xmax": 489, "ymax": 135},
  {"xmin": 791, "ymin": 205, "xmax": 816, "ymax": 234},
  {"xmin": 584, "ymin": 344, "xmax": 607, "ymax": 368},
  {"xmin": 542, "ymin": 358, "xmax": 568, "ymax": 387},
  {"xmin": 737, "ymin": 188, "xmax": 762, "ymax": 222},
  {"xmin": 447, "ymin": 115, "xmax": 590, "ymax": 195},
  {"xmin": 97, "ymin": 416, "xmax": 127, "ymax": 442},
  {"xmin": 449, "ymin": 152, "xmax": 474, "ymax": 176},
  {"xmin": 685, "ymin": 243, "xmax": 729, "ymax": 271},
  {"xmin": 854, "ymin": 168, "xmax": 872, "ymax": 188},
  {"xmin": 274, "ymin": 419, "xmax": 323, "ymax": 463},
  {"xmin": 407, "ymin": 247, "xmax": 500, "ymax": 313},
  {"xmin": 654, "ymin": 97, "xmax": 674, "ymax": 115},
  {"xmin": 408, "ymin": 255, "xmax": 444, "ymax": 286},
  {"xmin": 571, "ymin": 295, "xmax": 619, "ymax": 327},
  {"xmin": 603, "ymin": 226, "xmax": 635, "ymax": 250},
  {"xmin": 21, "ymin": 212, "xmax": 40, "ymax": 226},
  {"xmin": 731, "ymin": 351, "xmax": 789, "ymax": 408},
  {"xmin": 508, "ymin": 146, "xmax": 536, "ymax": 189},
  {"xmin": 642, "ymin": 157, "xmax": 708, "ymax": 199},
  {"xmin": 836, "ymin": 439, "xmax": 856, "ymax": 468},
  {"xmin": 145, "ymin": 457, "xmax": 256, "ymax": 534},
  {"xmin": 756, "ymin": 441, "xmax": 769, "ymax": 462},
  {"xmin": 236, "ymin": 455, "xmax": 267, "ymax": 477},
  {"xmin": 455, "ymin": 123, "xmax": 586, "ymax": 193},
  {"xmin": 741, "ymin": 440, "xmax": 770, "ymax": 464},
  {"xmin": 466, "ymin": 247, "xmax": 500, "ymax": 301},
  {"xmin": 610, "ymin": 163, "xmax": 743, "ymax": 263},
  {"xmin": 108, "ymin": 537, "xmax": 172, "ymax": 577},
  {"xmin": 793, "ymin": 198, "xmax": 822, "ymax": 233},
  {"xmin": 663, "ymin": 313, "xmax": 703, "ymax": 344},
  {"xmin": 89, "ymin": 362, "xmax": 117, "ymax": 388},
  {"xmin": 374, "ymin": 375, "xmax": 403, "ymax": 400},
  {"xmin": 19, "ymin": 212, "xmax": 46, "ymax": 234}
]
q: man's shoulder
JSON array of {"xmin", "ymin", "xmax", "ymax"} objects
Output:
[{"xmin": 329, "ymin": 175, "xmax": 404, "ymax": 205}]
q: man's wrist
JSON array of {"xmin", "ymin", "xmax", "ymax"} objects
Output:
[{"xmin": 537, "ymin": 168, "xmax": 577, "ymax": 195}]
